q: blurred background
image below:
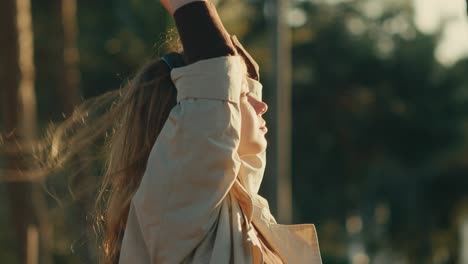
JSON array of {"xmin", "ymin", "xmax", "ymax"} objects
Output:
[{"xmin": 1, "ymin": 0, "xmax": 468, "ymax": 263}]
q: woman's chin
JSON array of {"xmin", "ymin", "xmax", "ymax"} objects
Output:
[{"xmin": 240, "ymin": 140, "xmax": 267, "ymax": 156}]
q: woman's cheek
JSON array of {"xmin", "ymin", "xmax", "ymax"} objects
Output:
[{"xmin": 239, "ymin": 101, "xmax": 260, "ymax": 154}]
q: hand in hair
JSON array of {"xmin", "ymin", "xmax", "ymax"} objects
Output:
[{"xmin": 160, "ymin": 0, "xmax": 208, "ymax": 15}]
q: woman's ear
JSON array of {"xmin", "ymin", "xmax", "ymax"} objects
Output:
[{"xmin": 230, "ymin": 35, "xmax": 260, "ymax": 81}]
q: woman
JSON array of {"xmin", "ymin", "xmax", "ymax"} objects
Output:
[
  {"xmin": 12, "ymin": 0, "xmax": 321, "ymax": 262},
  {"xmin": 109, "ymin": 0, "xmax": 323, "ymax": 263}
]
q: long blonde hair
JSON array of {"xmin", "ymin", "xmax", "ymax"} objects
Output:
[
  {"xmin": 1, "ymin": 49, "xmax": 182, "ymax": 263},
  {"xmin": 97, "ymin": 57, "xmax": 179, "ymax": 263}
]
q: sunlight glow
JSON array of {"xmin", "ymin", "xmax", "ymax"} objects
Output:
[
  {"xmin": 413, "ymin": 0, "xmax": 468, "ymax": 65},
  {"xmin": 346, "ymin": 215, "xmax": 363, "ymax": 234},
  {"xmin": 287, "ymin": 7, "xmax": 308, "ymax": 28}
]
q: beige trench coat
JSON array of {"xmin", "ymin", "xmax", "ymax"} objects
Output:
[{"xmin": 119, "ymin": 56, "xmax": 322, "ymax": 264}]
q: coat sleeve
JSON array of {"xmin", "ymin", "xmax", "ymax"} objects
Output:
[{"xmin": 130, "ymin": 56, "xmax": 245, "ymax": 263}]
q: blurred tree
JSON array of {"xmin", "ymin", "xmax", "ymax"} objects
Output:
[
  {"xmin": 48, "ymin": 0, "xmax": 97, "ymax": 262},
  {"xmin": 55, "ymin": 0, "xmax": 81, "ymax": 112},
  {"xmin": 77, "ymin": 0, "xmax": 172, "ymax": 99},
  {"xmin": 287, "ymin": 1, "xmax": 468, "ymax": 263},
  {"xmin": 31, "ymin": 0, "xmax": 174, "ymax": 262},
  {"xmin": 236, "ymin": 0, "xmax": 468, "ymax": 262},
  {"xmin": 0, "ymin": 0, "xmax": 51, "ymax": 263}
]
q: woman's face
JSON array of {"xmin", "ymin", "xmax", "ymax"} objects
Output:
[{"xmin": 238, "ymin": 90, "xmax": 269, "ymax": 156}]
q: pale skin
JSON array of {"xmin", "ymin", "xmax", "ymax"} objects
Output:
[
  {"xmin": 160, "ymin": 0, "xmax": 208, "ymax": 15},
  {"xmin": 238, "ymin": 89, "xmax": 269, "ymax": 156},
  {"xmin": 160, "ymin": 0, "xmax": 270, "ymax": 156}
]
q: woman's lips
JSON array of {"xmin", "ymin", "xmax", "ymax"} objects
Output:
[{"xmin": 259, "ymin": 119, "xmax": 267, "ymax": 133}]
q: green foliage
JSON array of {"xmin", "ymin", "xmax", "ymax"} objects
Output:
[
  {"xmin": 243, "ymin": 0, "xmax": 468, "ymax": 261},
  {"xmin": 284, "ymin": 1, "xmax": 467, "ymax": 262}
]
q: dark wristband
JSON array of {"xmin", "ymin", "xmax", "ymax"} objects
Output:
[{"xmin": 173, "ymin": 1, "xmax": 237, "ymax": 64}]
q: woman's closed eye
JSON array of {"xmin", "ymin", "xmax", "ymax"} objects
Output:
[
  {"xmin": 245, "ymin": 94, "xmax": 268, "ymax": 115},
  {"xmin": 241, "ymin": 91, "xmax": 251, "ymax": 98}
]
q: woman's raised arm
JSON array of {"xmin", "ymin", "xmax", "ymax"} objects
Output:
[
  {"xmin": 162, "ymin": 0, "xmax": 260, "ymax": 80},
  {"xmin": 118, "ymin": 2, "xmax": 248, "ymax": 263}
]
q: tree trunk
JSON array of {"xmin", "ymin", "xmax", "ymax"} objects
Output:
[
  {"xmin": 55, "ymin": 0, "xmax": 82, "ymax": 113},
  {"xmin": 0, "ymin": 0, "xmax": 54, "ymax": 263},
  {"xmin": 0, "ymin": 0, "xmax": 40, "ymax": 263},
  {"xmin": 50, "ymin": 0, "xmax": 96, "ymax": 261}
]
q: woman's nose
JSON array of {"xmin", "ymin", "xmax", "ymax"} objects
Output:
[{"xmin": 256, "ymin": 100, "xmax": 268, "ymax": 115}]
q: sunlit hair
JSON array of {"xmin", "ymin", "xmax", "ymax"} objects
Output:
[
  {"xmin": 0, "ymin": 32, "xmax": 182, "ymax": 263},
  {"xmin": 97, "ymin": 57, "xmax": 179, "ymax": 263}
]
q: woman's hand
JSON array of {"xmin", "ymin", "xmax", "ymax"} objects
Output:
[{"xmin": 160, "ymin": 0, "xmax": 208, "ymax": 15}]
